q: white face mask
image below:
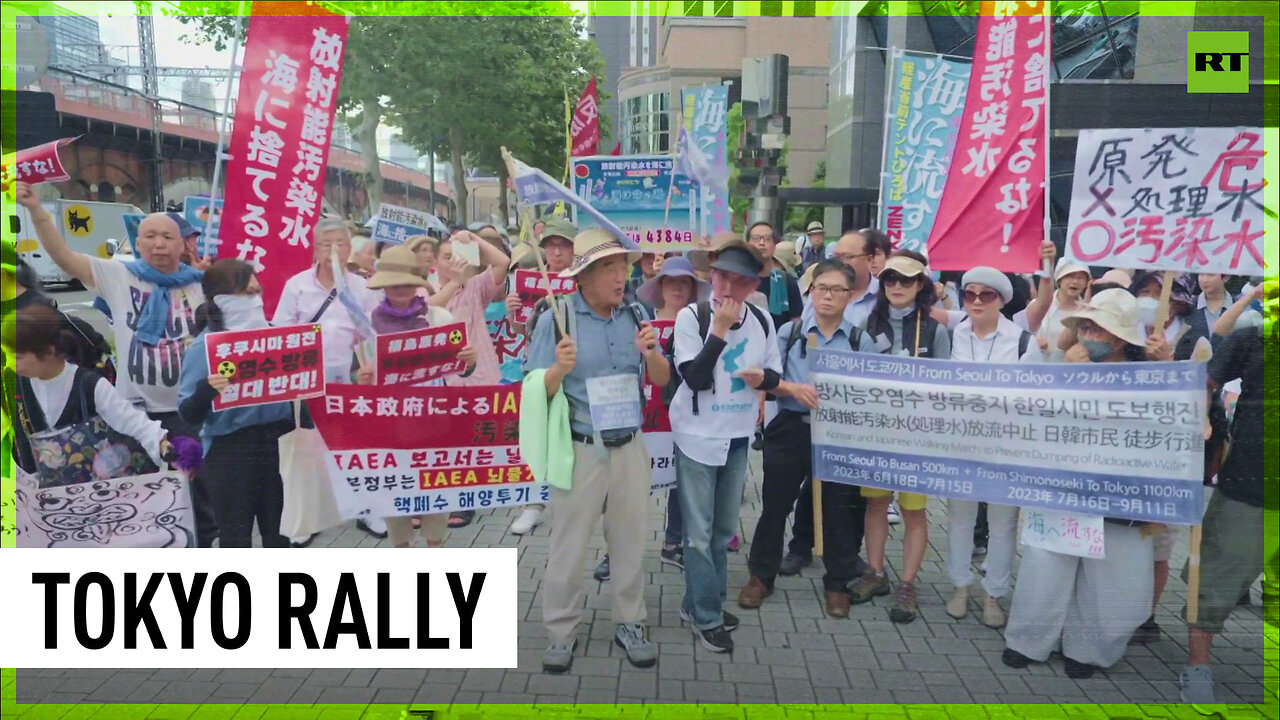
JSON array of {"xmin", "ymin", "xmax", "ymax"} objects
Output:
[
  {"xmin": 214, "ymin": 294, "xmax": 269, "ymax": 331},
  {"xmin": 1135, "ymin": 296, "xmax": 1160, "ymax": 329}
]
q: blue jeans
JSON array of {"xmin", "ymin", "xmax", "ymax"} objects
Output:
[{"xmin": 676, "ymin": 440, "xmax": 749, "ymax": 630}]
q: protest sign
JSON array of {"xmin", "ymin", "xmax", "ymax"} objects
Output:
[
  {"xmin": 371, "ymin": 202, "xmax": 437, "ymax": 245},
  {"xmin": 1020, "ymin": 507, "xmax": 1105, "ymax": 559},
  {"xmin": 183, "ymin": 195, "xmax": 222, "ymax": 257},
  {"xmin": 220, "ymin": 7, "xmax": 349, "ymax": 316},
  {"xmin": 1065, "ymin": 127, "xmax": 1266, "ymax": 276},
  {"xmin": 15, "ymin": 469, "xmax": 194, "ymax": 548},
  {"xmin": 375, "ymin": 321, "xmax": 469, "ymax": 386},
  {"xmin": 485, "ymin": 300, "xmax": 529, "ymax": 384},
  {"xmin": 512, "ymin": 268, "xmax": 576, "ymax": 325},
  {"xmin": 206, "ymin": 324, "xmax": 326, "ymax": 410},
  {"xmin": 571, "ymin": 77, "xmax": 600, "ymax": 157},
  {"xmin": 122, "ymin": 213, "xmax": 145, "ymax": 254},
  {"xmin": 878, "ymin": 50, "xmax": 971, "ymax": 255},
  {"xmin": 1, "ymin": 137, "xmax": 76, "ymax": 192},
  {"xmin": 308, "ymin": 384, "xmax": 549, "ymax": 519},
  {"xmin": 809, "ymin": 348, "xmax": 1206, "ymax": 524},
  {"xmin": 572, "ymin": 155, "xmax": 700, "ymax": 251},
  {"xmin": 680, "ymin": 84, "xmax": 731, "ymax": 235},
  {"xmin": 927, "ymin": 1, "xmax": 1049, "ymax": 272},
  {"xmin": 642, "ymin": 320, "xmax": 676, "ymax": 493}
]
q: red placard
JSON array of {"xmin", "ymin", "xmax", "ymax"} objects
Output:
[
  {"xmin": 220, "ymin": 6, "xmax": 350, "ymax": 317},
  {"xmin": 374, "ymin": 321, "xmax": 469, "ymax": 385},
  {"xmin": 206, "ymin": 324, "xmax": 326, "ymax": 410},
  {"xmin": 925, "ymin": 1, "xmax": 1049, "ymax": 272},
  {"xmin": 1, "ymin": 138, "xmax": 76, "ymax": 192},
  {"xmin": 513, "ymin": 269, "xmax": 577, "ymax": 324},
  {"xmin": 571, "ymin": 77, "xmax": 600, "ymax": 157},
  {"xmin": 641, "ymin": 319, "xmax": 675, "ymax": 433}
]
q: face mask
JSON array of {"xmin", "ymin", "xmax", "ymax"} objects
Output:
[
  {"xmin": 214, "ymin": 294, "xmax": 269, "ymax": 331},
  {"xmin": 1135, "ymin": 296, "xmax": 1160, "ymax": 328},
  {"xmin": 1082, "ymin": 339, "xmax": 1116, "ymax": 362}
]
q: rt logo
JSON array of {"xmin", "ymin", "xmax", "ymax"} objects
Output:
[{"xmin": 1187, "ymin": 31, "xmax": 1249, "ymax": 93}]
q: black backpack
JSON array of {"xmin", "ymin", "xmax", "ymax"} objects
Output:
[
  {"xmin": 667, "ymin": 301, "xmax": 772, "ymax": 415},
  {"xmin": 781, "ymin": 320, "xmax": 866, "ymax": 377}
]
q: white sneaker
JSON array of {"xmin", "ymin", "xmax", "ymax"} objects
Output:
[
  {"xmin": 364, "ymin": 517, "xmax": 387, "ymax": 534},
  {"xmin": 887, "ymin": 501, "xmax": 902, "ymax": 525},
  {"xmin": 510, "ymin": 506, "xmax": 544, "ymax": 535},
  {"xmin": 946, "ymin": 586, "xmax": 969, "ymax": 619}
]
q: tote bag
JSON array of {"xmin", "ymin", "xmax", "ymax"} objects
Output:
[{"xmin": 279, "ymin": 400, "xmax": 344, "ymax": 538}]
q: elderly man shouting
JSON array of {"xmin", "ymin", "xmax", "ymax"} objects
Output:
[{"xmin": 523, "ymin": 229, "xmax": 670, "ymax": 674}]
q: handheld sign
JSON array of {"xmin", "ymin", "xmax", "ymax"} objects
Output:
[
  {"xmin": 512, "ymin": 269, "xmax": 576, "ymax": 325},
  {"xmin": 206, "ymin": 324, "xmax": 326, "ymax": 410},
  {"xmin": 375, "ymin": 321, "xmax": 469, "ymax": 386}
]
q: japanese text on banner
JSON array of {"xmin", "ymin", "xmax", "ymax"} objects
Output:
[
  {"xmin": 572, "ymin": 155, "xmax": 699, "ymax": 251},
  {"xmin": 220, "ymin": 9, "xmax": 349, "ymax": 316},
  {"xmin": 206, "ymin": 324, "xmax": 326, "ymax": 410},
  {"xmin": 513, "ymin": 269, "xmax": 577, "ymax": 325},
  {"xmin": 308, "ymin": 385, "xmax": 549, "ymax": 518},
  {"xmin": 879, "ymin": 51, "xmax": 971, "ymax": 255},
  {"xmin": 926, "ymin": 1, "xmax": 1049, "ymax": 271},
  {"xmin": 680, "ymin": 84, "xmax": 731, "ymax": 236},
  {"xmin": 1065, "ymin": 127, "xmax": 1267, "ymax": 275},
  {"xmin": 808, "ymin": 348, "xmax": 1206, "ymax": 525},
  {"xmin": 372, "ymin": 202, "xmax": 431, "ymax": 245},
  {"xmin": 2, "ymin": 138, "xmax": 76, "ymax": 189},
  {"xmin": 375, "ymin": 321, "xmax": 469, "ymax": 386}
]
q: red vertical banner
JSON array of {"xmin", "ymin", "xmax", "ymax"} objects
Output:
[
  {"xmin": 570, "ymin": 77, "xmax": 600, "ymax": 157},
  {"xmin": 220, "ymin": 5, "xmax": 350, "ymax": 316},
  {"xmin": 925, "ymin": 0, "xmax": 1050, "ymax": 272}
]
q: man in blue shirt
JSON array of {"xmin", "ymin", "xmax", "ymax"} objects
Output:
[
  {"xmin": 740, "ymin": 259, "xmax": 876, "ymax": 619},
  {"xmin": 524, "ymin": 229, "xmax": 670, "ymax": 674}
]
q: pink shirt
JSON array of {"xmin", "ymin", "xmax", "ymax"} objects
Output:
[{"xmin": 446, "ymin": 269, "xmax": 505, "ymax": 386}]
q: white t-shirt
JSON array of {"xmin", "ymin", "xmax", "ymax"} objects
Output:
[
  {"xmin": 88, "ymin": 258, "xmax": 204, "ymax": 413},
  {"xmin": 27, "ymin": 362, "xmax": 168, "ymax": 466},
  {"xmin": 669, "ymin": 301, "xmax": 782, "ymax": 466},
  {"xmin": 273, "ymin": 267, "xmax": 380, "ymax": 382}
]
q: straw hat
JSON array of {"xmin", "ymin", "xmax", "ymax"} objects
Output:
[
  {"xmin": 511, "ymin": 242, "xmax": 544, "ymax": 270},
  {"xmin": 404, "ymin": 235, "xmax": 438, "ymax": 254},
  {"xmin": 559, "ymin": 229, "xmax": 641, "ymax": 279},
  {"xmin": 1061, "ymin": 288, "xmax": 1145, "ymax": 347},
  {"xmin": 772, "ymin": 241, "xmax": 800, "ymax": 274},
  {"xmin": 799, "ymin": 263, "xmax": 817, "ymax": 295},
  {"xmin": 368, "ymin": 245, "xmax": 431, "ymax": 289}
]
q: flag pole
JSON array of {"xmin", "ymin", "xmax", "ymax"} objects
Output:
[
  {"xmin": 661, "ymin": 113, "xmax": 683, "ymax": 242},
  {"xmin": 201, "ymin": 0, "xmax": 246, "ymax": 260},
  {"xmin": 503, "ymin": 147, "xmax": 565, "ymax": 338}
]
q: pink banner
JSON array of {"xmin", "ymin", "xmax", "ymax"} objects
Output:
[
  {"xmin": 926, "ymin": 1, "xmax": 1049, "ymax": 272},
  {"xmin": 220, "ymin": 7, "xmax": 349, "ymax": 317},
  {"xmin": 1, "ymin": 138, "xmax": 76, "ymax": 191},
  {"xmin": 374, "ymin": 322, "xmax": 470, "ymax": 386}
]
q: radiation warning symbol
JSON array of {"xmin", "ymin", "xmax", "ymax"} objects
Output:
[
  {"xmin": 64, "ymin": 205, "xmax": 93, "ymax": 236},
  {"xmin": 217, "ymin": 361, "xmax": 238, "ymax": 378},
  {"xmin": 448, "ymin": 329, "xmax": 464, "ymax": 345}
]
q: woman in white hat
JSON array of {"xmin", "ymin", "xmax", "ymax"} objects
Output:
[
  {"xmin": 945, "ymin": 267, "xmax": 1042, "ymax": 629},
  {"xmin": 1002, "ymin": 288, "xmax": 1157, "ymax": 680},
  {"xmin": 1021, "ymin": 242, "xmax": 1091, "ymax": 362}
]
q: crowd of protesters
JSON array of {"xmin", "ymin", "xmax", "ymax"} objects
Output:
[{"xmin": 9, "ymin": 179, "xmax": 1275, "ymax": 704}]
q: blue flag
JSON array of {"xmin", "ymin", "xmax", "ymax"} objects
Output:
[{"xmin": 508, "ymin": 154, "xmax": 640, "ymax": 251}]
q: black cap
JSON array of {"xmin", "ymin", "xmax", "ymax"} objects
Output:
[{"xmin": 710, "ymin": 246, "xmax": 763, "ymax": 279}]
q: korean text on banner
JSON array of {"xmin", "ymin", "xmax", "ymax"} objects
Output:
[
  {"xmin": 571, "ymin": 77, "xmax": 600, "ymax": 157},
  {"xmin": 183, "ymin": 195, "xmax": 222, "ymax": 257},
  {"xmin": 512, "ymin": 268, "xmax": 576, "ymax": 325},
  {"xmin": 206, "ymin": 324, "xmax": 326, "ymax": 410},
  {"xmin": 1, "ymin": 137, "xmax": 76, "ymax": 190},
  {"xmin": 308, "ymin": 384, "xmax": 550, "ymax": 519},
  {"xmin": 375, "ymin": 321, "xmax": 469, "ymax": 386},
  {"xmin": 573, "ymin": 155, "xmax": 700, "ymax": 250},
  {"xmin": 220, "ymin": 8, "xmax": 349, "ymax": 316},
  {"xmin": 642, "ymin": 320, "xmax": 676, "ymax": 493},
  {"xmin": 680, "ymin": 84, "xmax": 732, "ymax": 235},
  {"xmin": 926, "ymin": 1, "xmax": 1049, "ymax": 272},
  {"xmin": 372, "ymin": 203, "xmax": 431, "ymax": 245},
  {"xmin": 1065, "ymin": 127, "xmax": 1267, "ymax": 276},
  {"xmin": 809, "ymin": 348, "xmax": 1206, "ymax": 525},
  {"xmin": 879, "ymin": 51, "xmax": 971, "ymax": 255}
]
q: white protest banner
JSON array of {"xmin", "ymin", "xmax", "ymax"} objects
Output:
[
  {"xmin": 809, "ymin": 348, "xmax": 1206, "ymax": 524},
  {"xmin": 1066, "ymin": 127, "xmax": 1267, "ymax": 275},
  {"xmin": 372, "ymin": 202, "xmax": 441, "ymax": 245},
  {"xmin": 1020, "ymin": 507, "xmax": 1105, "ymax": 559},
  {"xmin": 16, "ymin": 470, "xmax": 195, "ymax": 548}
]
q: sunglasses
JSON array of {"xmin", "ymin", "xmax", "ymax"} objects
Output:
[
  {"xmin": 963, "ymin": 289, "xmax": 1001, "ymax": 305},
  {"xmin": 880, "ymin": 272, "xmax": 918, "ymax": 288}
]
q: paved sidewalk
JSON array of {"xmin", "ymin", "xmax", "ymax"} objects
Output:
[{"xmin": 13, "ymin": 455, "xmax": 1273, "ymax": 711}]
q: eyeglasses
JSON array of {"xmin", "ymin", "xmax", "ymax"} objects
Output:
[
  {"xmin": 880, "ymin": 273, "xmax": 918, "ymax": 288},
  {"xmin": 811, "ymin": 284, "xmax": 852, "ymax": 296},
  {"xmin": 963, "ymin": 289, "xmax": 1001, "ymax": 305},
  {"xmin": 748, "ymin": 234, "xmax": 773, "ymax": 242}
]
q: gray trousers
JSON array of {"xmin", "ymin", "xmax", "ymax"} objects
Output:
[{"xmin": 1004, "ymin": 523, "xmax": 1154, "ymax": 668}]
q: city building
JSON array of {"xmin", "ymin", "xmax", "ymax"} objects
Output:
[
  {"xmin": 180, "ymin": 77, "xmax": 216, "ymax": 112},
  {"xmin": 823, "ymin": 0, "xmax": 1268, "ymax": 239},
  {"xmin": 614, "ymin": 12, "xmax": 831, "ymax": 189},
  {"xmin": 34, "ymin": 12, "xmax": 106, "ymax": 74},
  {"xmin": 589, "ymin": 10, "xmax": 659, "ymax": 144}
]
